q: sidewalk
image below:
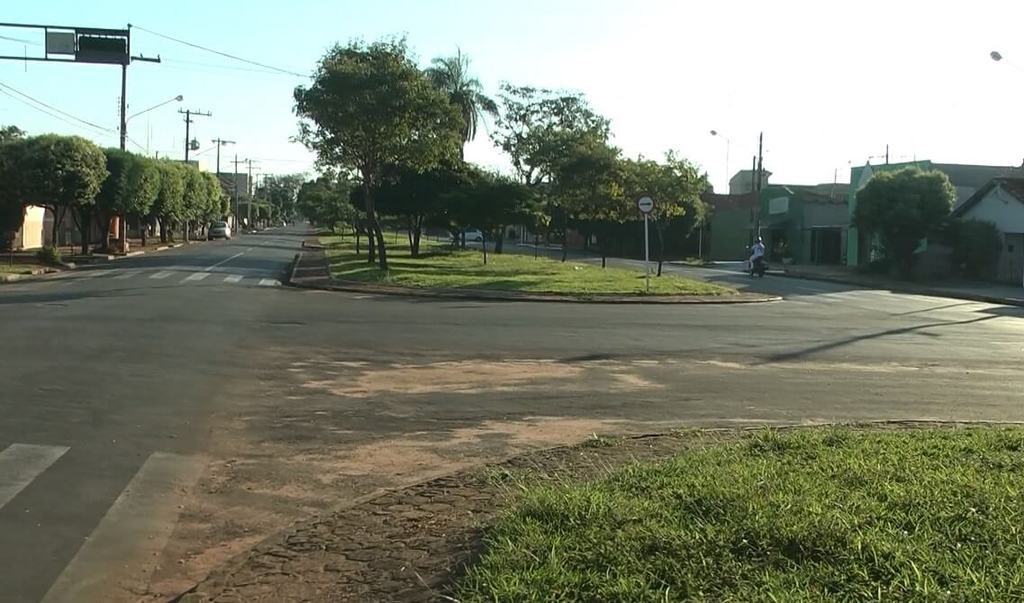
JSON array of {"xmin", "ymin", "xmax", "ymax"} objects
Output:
[{"xmin": 784, "ymin": 264, "xmax": 1024, "ymax": 307}]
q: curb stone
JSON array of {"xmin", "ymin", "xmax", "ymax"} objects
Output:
[{"xmin": 286, "ymin": 248, "xmax": 782, "ymax": 305}]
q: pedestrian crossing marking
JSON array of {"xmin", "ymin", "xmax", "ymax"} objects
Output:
[
  {"xmin": 223, "ymin": 274, "xmax": 244, "ymax": 283},
  {"xmin": 0, "ymin": 444, "xmax": 70, "ymax": 510},
  {"xmin": 183, "ymin": 272, "xmax": 210, "ymax": 282},
  {"xmin": 150, "ymin": 271, "xmax": 173, "ymax": 279},
  {"xmin": 112, "ymin": 270, "xmax": 137, "ymax": 280},
  {"xmin": 40, "ymin": 451, "xmax": 207, "ymax": 603},
  {"xmin": 258, "ymin": 278, "xmax": 280, "ymax": 287}
]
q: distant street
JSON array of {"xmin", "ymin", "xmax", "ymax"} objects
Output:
[{"xmin": 2, "ymin": 227, "xmax": 1023, "ymax": 602}]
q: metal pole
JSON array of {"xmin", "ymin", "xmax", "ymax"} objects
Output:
[
  {"xmin": 644, "ymin": 214, "xmax": 650, "ymax": 293},
  {"xmin": 183, "ymin": 110, "xmax": 191, "ymax": 162},
  {"xmin": 119, "ymin": 65, "xmax": 127, "ymax": 152}
]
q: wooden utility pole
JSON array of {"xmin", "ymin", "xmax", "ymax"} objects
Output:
[{"xmin": 178, "ymin": 109, "xmax": 211, "ymax": 162}]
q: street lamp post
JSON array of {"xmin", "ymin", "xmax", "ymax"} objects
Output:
[
  {"xmin": 126, "ymin": 94, "xmax": 183, "ymax": 125},
  {"xmin": 990, "ymin": 50, "xmax": 1024, "ymax": 287}
]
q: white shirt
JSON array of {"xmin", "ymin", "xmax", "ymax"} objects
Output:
[{"xmin": 751, "ymin": 242, "xmax": 766, "ymax": 259}]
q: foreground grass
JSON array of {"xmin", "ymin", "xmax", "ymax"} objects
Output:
[
  {"xmin": 0, "ymin": 263, "xmax": 39, "ymax": 274},
  {"xmin": 321, "ymin": 234, "xmax": 733, "ymax": 296},
  {"xmin": 457, "ymin": 428, "xmax": 1024, "ymax": 602}
]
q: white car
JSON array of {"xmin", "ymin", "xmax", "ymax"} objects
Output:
[
  {"xmin": 208, "ymin": 221, "xmax": 232, "ymax": 240},
  {"xmin": 461, "ymin": 229, "xmax": 484, "ymax": 242}
]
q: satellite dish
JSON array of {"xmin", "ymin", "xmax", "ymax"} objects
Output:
[{"xmin": 189, "ymin": 138, "xmax": 200, "ymax": 151}]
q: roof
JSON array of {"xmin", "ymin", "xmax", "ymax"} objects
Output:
[
  {"xmin": 952, "ymin": 177, "xmax": 1024, "ymax": 218},
  {"xmin": 702, "ymin": 192, "xmax": 758, "ymax": 211}
]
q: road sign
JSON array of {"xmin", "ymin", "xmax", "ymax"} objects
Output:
[
  {"xmin": 636, "ymin": 195, "xmax": 655, "ymax": 292},
  {"xmin": 637, "ymin": 195, "xmax": 655, "ymax": 214}
]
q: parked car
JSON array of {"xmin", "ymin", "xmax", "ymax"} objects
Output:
[
  {"xmin": 208, "ymin": 221, "xmax": 232, "ymax": 240},
  {"xmin": 458, "ymin": 229, "xmax": 484, "ymax": 243}
]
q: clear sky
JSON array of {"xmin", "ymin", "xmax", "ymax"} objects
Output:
[{"xmin": 2, "ymin": 1, "xmax": 1023, "ymax": 191}]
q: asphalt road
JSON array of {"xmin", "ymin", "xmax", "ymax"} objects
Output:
[{"xmin": 2, "ymin": 226, "xmax": 1023, "ymax": 602}]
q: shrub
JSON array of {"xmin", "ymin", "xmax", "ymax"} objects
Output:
[
  {"xmin": 36, "ymin": 245, "xmax": 61, "ymax": 266},
  {"xmin": 946, "ymin": 219, "xmax": 1002, "ymax": 279}
]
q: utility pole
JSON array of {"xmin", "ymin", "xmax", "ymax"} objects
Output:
[
  {"xmin": 232, "ymin": 154, "xmax": 243, "ymax": 231},
  {"xmin": 212, "ymin": 138, "xmax": 235, "ymax": 177},
  {"xmin": 754, "ymin": 131, "xmax": 764, "ymax": 239},
  {"xmin": 178, "ymin": 109, "xmax": 211, "ymax": 162}
]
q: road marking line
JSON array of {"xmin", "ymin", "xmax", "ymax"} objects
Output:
[
  {"xmin": 183, "ymin": 272, "xmax": 210, "ymax": 282},
  {"xmin": 112, "ymin": 270, "xmax": 137, "ymax": 280},
  {"xmin": 0, "ymin": 444, "xmax": 70, "ymax": 510},
  {"xmin": 258, "ymin": 278, "xmax": 280, "ymax": 287},
  {"xmin": 150, "ymin": 271, "xmax": 173, "ymax": 280},
  {"xmin": 223, "ymin": 274, "xmax": 244, "ymax": 283},
  {"xmin": 41, "ymin": 452, "xmax": 207, "ymax": 603},
  {"xmin": 203, "ymin": 251, "xmax": 245, "ymax": 272},
  {"xmin": 79, "ymin": 270, "xmax": 111, "ymax": 279}
]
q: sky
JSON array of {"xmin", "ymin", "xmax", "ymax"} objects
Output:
[{"xmin": 2, "ymin": 1, "xmax": 1024, "ymax": 192}]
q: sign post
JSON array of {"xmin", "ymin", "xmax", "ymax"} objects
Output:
[{"xmin": 636, "ymin": 195, "xmax": 655, "ymax": 293}]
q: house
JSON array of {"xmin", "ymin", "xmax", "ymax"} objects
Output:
[
  {"xmin": 846, "ymin": 160, "xmax": 1024, "ymax": 266},
  {"xmin": 952, "ymin": 178, "xmax": 1024, "ymax": 286},
  {"xmin": 759, "ymin": 184, "xmax": 847, "ymax": 265},
  {"xmin": 729, "ymin": 169, "xmax": 772, "ymax": 194},
  {"xmin": 704, "ymin": 191, "xmax": 758, "ymax": 261}
]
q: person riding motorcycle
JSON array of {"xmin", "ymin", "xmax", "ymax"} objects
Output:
[{"xmin": 748, "ymin": 237, "xmax": 766, "ymax": 272}]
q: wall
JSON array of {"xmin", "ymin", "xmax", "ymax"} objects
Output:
[
  {"xmin": 15, "ymin": 205, "xmax": 46, "ymax": 250},
  {"xmin": 705, "ymin": 193, "xmax": 757, "ymax": 261},
  {"xmin": 961, "ymin": 186, "xmax": 1024, "ymax": 233}
]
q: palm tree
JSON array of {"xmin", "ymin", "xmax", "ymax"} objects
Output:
[{"xmin": 426, "ymin": 50, "xmax": 498, "ymax": 159}]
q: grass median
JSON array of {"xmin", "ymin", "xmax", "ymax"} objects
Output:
[
  {"xmin": 321, "ymin": 234, "xmax": 734, "ymax": 297},
  {"xmin": 456, "ymin": 427, "xmax": 1024, "ymax": 602}
]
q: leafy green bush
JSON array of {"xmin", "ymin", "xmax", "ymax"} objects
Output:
[
  {"xmin": 36, "ymin": 245, "xmax": 61, "ymax": 266},
  {"xmin": 945, "ymin": 219, "xmax": 1002, "ymax": 279}
]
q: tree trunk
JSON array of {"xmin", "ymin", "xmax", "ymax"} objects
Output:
[
  {"xmin": 481, "ymin": 231, "xmax": 488, "ymax": 265},
  {"xmin": 76, "ymin": 207, "xmax": 91, "ymax": 255},
  {"xmin": 159, "ymin": 219, "xmax": 168, "ymax": 243},
  {"xmin": 495, "ymin": 226, "xmax": 504, "ymax": 254},
  {"xmin": 355, "ymin": 225, "xmax": 361, "ymax": 256},
  {"xmin": 140, "ymin": 216, "xmax": 148, "ymax": 248},
  {"xmin": 413, "ymin": 221, "xmax": 421, "ymax": 257},
  {"xmin": 656, "ymin": 223, "xmax": 665, "ymax": 277},
  {"xmin": 372, "ymin": 217, "xmax": 388, "ymax": 271},
  {"xmin": 50, "ymin": 205, "xmax": 66, "ymax": 249},
  {"xmin": 184, "ymin": 220, "xmax": 191, "ymax": 243}
]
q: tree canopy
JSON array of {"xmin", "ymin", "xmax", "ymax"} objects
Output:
[{"xmin": 854, "ymin": 168, "xmax": 955, "ymax": 277}]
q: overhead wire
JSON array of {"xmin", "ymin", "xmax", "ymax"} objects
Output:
[
  {"xmin": 0, "ymin": 80, "xmax": 114, "ymax": 133},
  {"xmin": 0, "ymin": 86, "xmax": 115, "ymax": 139},
  {"xmin": 132, "ymin": 24, "xmax": 308, "ymax": 78}
]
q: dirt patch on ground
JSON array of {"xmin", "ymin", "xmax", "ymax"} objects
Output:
[{"xmin": 299, "ymin": 359, "xmax": 584, "ymax": 397}]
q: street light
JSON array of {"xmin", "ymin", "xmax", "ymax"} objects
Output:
[
  {"xmin": 127, "ymin": 94, "xmax": 183, "ymax": 122},
  {"xmin": 710, "ymin": 130, "xmax": 731, "ymax": 193},
  {"xmin": 991, "ymin": 51, "xmax": 1003, "ymax": 62}
]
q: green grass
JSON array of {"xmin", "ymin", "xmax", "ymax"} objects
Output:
[
  {"xmin": 0, "ymin": 263, "xmax": 39, "ymax": 275},
  {"xmin": 456, "ymin": 427, "xmax": 1024, "ymax": 602},
  {"xmin": 321, "ymin": 234, "xmax": 734, "ymax": 296}
]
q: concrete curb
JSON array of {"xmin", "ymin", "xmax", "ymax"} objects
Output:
[
  {"xmin": 0, "ymin": 267, "xmax": 59, "ymax": 283},
  {"xmin": 783, "ymin": 270, "xmax": 1024, "ymax": 308},
  {"xmin": 284, "ymin": 251, "xmax": 781, "ymax": 305}
]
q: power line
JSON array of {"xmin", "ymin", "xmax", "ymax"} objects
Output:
[
  {"xmin": 132, "ymin": 24, "xmax": 308, "ymax": 78},
  {"xmin": 0, "ymin": 86, "xmax": 114, "ymax": 138},
  {"xmin": 162, "ymin": 57, "xmax": 292, "ymax": 76},
  {"xmin": 0, "ymin": 79, "xmax": 113, "ymax": 132}
]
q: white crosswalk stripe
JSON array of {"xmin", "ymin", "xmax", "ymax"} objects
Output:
[
  {"xmin": 223, "ymin": 274, "xmax": 244, "ymax": 284},
  {"xmin": 183, "ymin": 272, "xmax": 210, "ymax": 282},
  {"xmin": 0, "ymin": 444, "xmax": 70, "ymax": 510},
  {"xmin": 150, "ymin": 271, "xmax": 173, "ymax": 279},
  {"xmin": 112, "ymin": 270, "xmax": 137, "ymax": 280},
  {"xmin": 258, "ymin": 278, "xmax": 280, "ymax": 287},
  {"xmin": 41, "ymin": 451, "xmax": 206, "ymax": 603}
]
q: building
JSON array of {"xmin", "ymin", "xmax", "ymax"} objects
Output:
[
  {"xmin": 760, "ymin": 184, "xmax": 847, "ymax": 265},
  {"xmin": 952, "ymin": 178, "xmax": 1024, "ymax": 285},
  {"xmin": 846, "ymin": 161, "xmax": 1024, "ymax": 266},
  {"xmin": 704, "ymin": 191, "xmax": 759, "ymax": 261},
  {"xmin": 10, "ymin": 205, "xmax": 47, "ymax": 250},
  {"xmin": 729, "ymin": 169, "xmax": 772, "ymax": 194}
]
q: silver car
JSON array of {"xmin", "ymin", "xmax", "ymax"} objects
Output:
[{"xmin": 208, "ymin": 221, "xmax": 232, "ymax": 240}]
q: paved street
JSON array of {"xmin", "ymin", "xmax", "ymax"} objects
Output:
[{"xmin": 2, "ymin": 227, "xmax": 1023, "ymax": 602}]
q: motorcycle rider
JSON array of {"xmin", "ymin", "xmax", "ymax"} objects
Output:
[{"xmin": 749, "ymin": 236, "xmax": 766, "ymax": 271}]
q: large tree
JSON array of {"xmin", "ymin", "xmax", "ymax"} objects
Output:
[
  {"xmin": 95, "ymin": 149, "xmax": 159, "ymax": 251},
  {"xmin": 152, "ymin": 161, "xmax": 186, "ymax": 242},
  {"xmin": 295, "ymin": 38, "xmax": 463, "ymax": 270},
  {"xmin": 854, "ymin": 167, "xmax": 955, "ymax": 277},
  {"xmin": 371, "ymin": 166, "xmax": 463, "ymax": 257},
  {"xmin": 426, "ymin": 50, "xmax": 498, "ymax": 159},
  {"xmin": 441, "ymin": 168, "xmax": 535, "ymax": 264},
  {"xmin": 19, "ymin": 135, "xmax": 107, "ymax": 250},
  {"xmin": 297, "ymin": 175, "xmax": 357, "ymax": 234},
  {"xmin": 257, "ymin": 173, "xmax": 305, "ymax": 223},
  {"xmin": 0, "ymin": 136, "xmax": 28, "ymax": 250}
]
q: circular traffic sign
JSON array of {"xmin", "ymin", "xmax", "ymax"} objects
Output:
[{"xmin": 637, "ymin": 195, "xmax": 655, "ymax": 214}]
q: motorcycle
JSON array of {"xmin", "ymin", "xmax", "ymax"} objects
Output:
[{"xmin": 748, "ymin": 256, "xmax": 767, "ymax": 278}]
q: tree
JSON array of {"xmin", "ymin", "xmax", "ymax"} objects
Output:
[
  {"xmin": 152, "ymin": 161, "xmax": 186, "ymax": 242},
  {"xmin": 945, "ymin": 219, "xmax": 1003, "ymax": 280},
  {"xmin": 0, "ymin": 125, "xmax": 25, "ymax": 143},
  {"xmin": 492, "ymin": 84, "xmax": 610, "ymax": 188},
  {"xmin": 551, "ymin": 138, "xmax": 624, "ymax": 265},
  {"xmin": 0, "ymin": 137, "xmax": 28, "ymax": 250},
  {"xmin": 126, "ymin": 156, "xmax": 160, "ymax": 247},
  {"xmin": 618, "ymin": 153, "xmax": 709, "ymax": 275},
  {"xmin": 19, "ymin": 135, "xmax": 107, "ymax": 250},
  {"xmin": 854, "ymin": 168, "xmax": 955, "ymax": 278},
  {"xmin": 426, "ymin": 50, "xmax": 498, "ymax": 159},
  {"xmin": 297, "ymin": 175, "xmax": 357, "ymax": 233},
  {"xmin": 181, "ymin": 166, "xmax": 208, "ymax": 241},
  {"xmin": 295, "ymin": 37, "xmax": 463, "ymax": 270},
  {"xmin": 372, "ymin": 166, "xmax": 462, "ymax": 257},
  {"xmin": 257, "ymin": 173, "xmax": 305, "ymax": 223},
  {"xmin": 441, "ymin": 168, "xmax": 535, "ymax": 264}
]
